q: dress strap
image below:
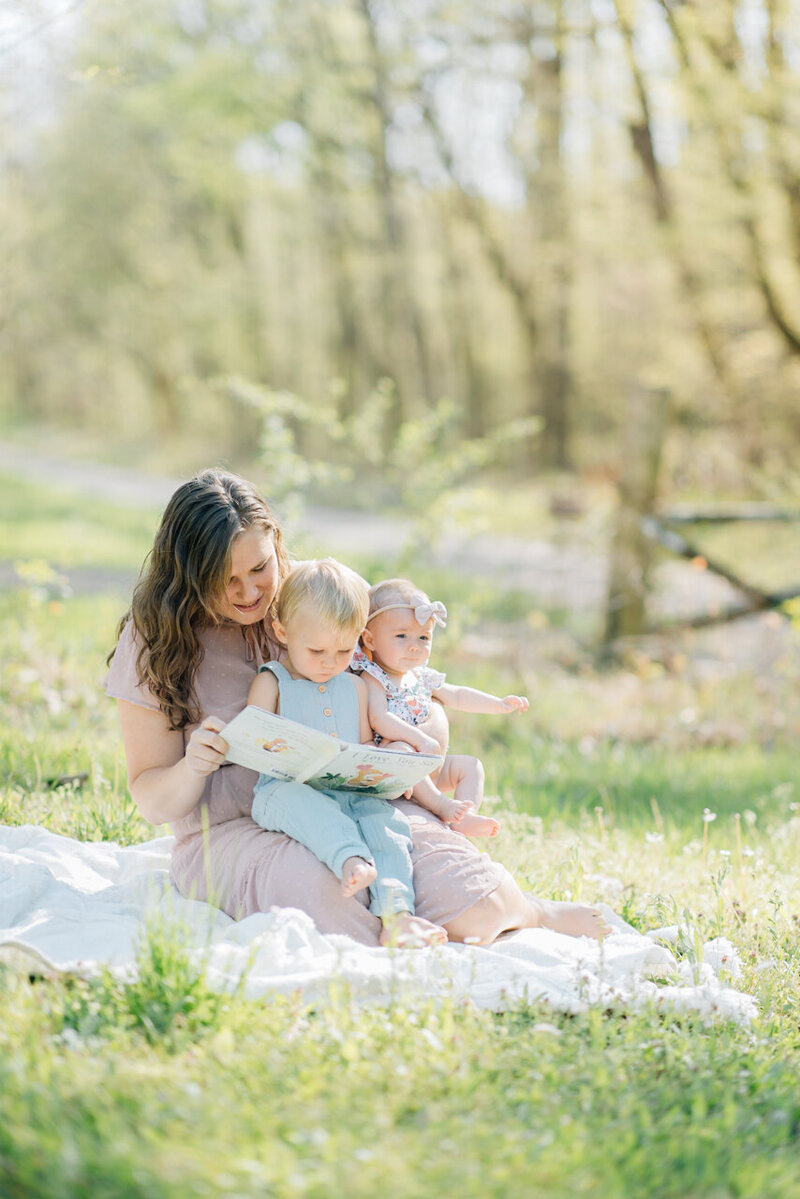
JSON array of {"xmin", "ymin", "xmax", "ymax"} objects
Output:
[
  {"xmin": 258, "ymin": 661, "xmax": 289, "ymax": 683},
  {"xmin": 351, "ymin": 647, "xmax": 391, "ymax": 689}
]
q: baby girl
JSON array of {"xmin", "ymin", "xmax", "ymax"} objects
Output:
[{"xmin": 352, "ymin": 578, "xmax": 528, "ymax": 838}]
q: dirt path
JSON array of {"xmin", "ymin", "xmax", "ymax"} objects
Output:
[{"xmin": 0, "ymin": 439, "xmax": 744, "ymax": 624}]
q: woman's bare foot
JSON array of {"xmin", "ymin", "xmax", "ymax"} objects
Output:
[
  {"xmin": 531, "ymin": 898, "xmax": 612, "ymax": 940},
  {"xmin": 379, "ymin": 911, "xmax": 448, "ymax": 948},
  {"xmin": 449, "ymin": 808, "xmax": 500, "ymax": 838},
  {"xmin": 340, "ymin": 856, "xmax": 377, "ymax": 898}
]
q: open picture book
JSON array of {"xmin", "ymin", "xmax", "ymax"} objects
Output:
[{"xmin": 221, "ymin": 705, "xmax": 443, "ymax": 799}]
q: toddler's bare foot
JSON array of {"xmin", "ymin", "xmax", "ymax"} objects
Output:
[
  {"xmin": 531, "ymin": 898, "xmax": 611, "ymax": 940},
  {"xmin": 449, "ymin": 808, "xmax": 500, "ymax": 838},
  {"xmin": 341, "ymin": 856, "xmax": 377, "ymax": 898},
  {"xmin": 379, "ymin": 911, "xmax": 448, "ymax": 948}
]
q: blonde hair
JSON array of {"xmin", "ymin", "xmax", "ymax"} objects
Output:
[
  {"xmin": 276, "ymin": 559, "xmax": 369, "ymax": 636},
  {"xmin": 366, "ymin": 577, "xmax": 429, "ymax": 619}
]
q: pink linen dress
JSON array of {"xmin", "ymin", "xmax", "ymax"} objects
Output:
[{"xmin": 105, "ymin": 620, "xmax": 503, "ymax": 946}]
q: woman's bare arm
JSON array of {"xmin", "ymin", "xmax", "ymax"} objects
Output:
[{"xmin": 117, "ymin": 700, "xmax": 230, "ymax": 826}]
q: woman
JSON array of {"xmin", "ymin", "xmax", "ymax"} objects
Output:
[{"xmin": 107, "ymin": 469, "xmax": 607, "ymax": 946}]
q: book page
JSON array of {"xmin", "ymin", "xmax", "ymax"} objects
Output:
[
  {"xmin": 306, "ymin": 745, "xmax": 443, "ymax": 800},
  {"xmin": 221, "ymin": 706, "xmax": 339, "ymax": 782}
]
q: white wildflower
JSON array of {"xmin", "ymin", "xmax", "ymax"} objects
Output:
[{"xmin": 418, "ymin": 1027, "xmax": 444, "ymax": 1051}]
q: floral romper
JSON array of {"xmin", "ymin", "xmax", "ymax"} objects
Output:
[{"xmin": 350, "ymin": 647, "xmax": 445, "ymax": 739}]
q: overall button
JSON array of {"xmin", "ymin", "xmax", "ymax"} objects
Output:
[
  {"xmin": 323, "ymin": 708, "xmax": 332, "ymax": 717},
  {"xmin": 318, "ymin": 685, "xmax": 326, "ymax": 692},
  {"xmin": 329, "ymin": 731, "xmax": 338, "ymax": 738}
]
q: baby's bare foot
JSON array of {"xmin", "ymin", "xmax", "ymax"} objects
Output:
[
  {"xmin": 534, "ymin": 899, "xmax": 611, "ymax": 940},
  {"xmin": 450, "ymin": 808, "xmax": 500, "ymax": 838},
  {"xmin": 379, "ymin": 911, "xmax": 448, "ymax": 948},
  {"xmin": 435, "ymin": 795, "xmax": 471, "ymax": 823},
  {"xmin": 341, "ymin": 856, "xmax": 377, "ymax": 898}
]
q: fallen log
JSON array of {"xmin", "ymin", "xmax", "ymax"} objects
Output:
[
  {"xmin": 655, "ymin": 503, "xmax": 800, "ymax": 524},
  {"xmin": 640, "ymin": 515, "xmax": 800, "ymax": 630}
]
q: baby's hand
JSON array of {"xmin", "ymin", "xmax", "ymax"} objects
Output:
[
  {"xmin": 412, "ymin": 730, "xmax": 442, "ymax": 755},
  {"xmin": 501, "ymin": 695, "xmax": 529, "ymax": 714}
]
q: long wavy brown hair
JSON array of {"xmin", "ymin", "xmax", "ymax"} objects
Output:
[{"xmin": 111, "ymin": 469, "xmax": 291, "ymax": 730}]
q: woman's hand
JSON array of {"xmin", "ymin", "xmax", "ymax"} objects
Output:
[
  {"xmin": 185, "ymin": 716, "xmax": 230, "ymax": 777},
  {"xmin": 500, "ymin": 695, "xmax": 529, "ymax": 714},
  {"xmin": 118, "ymin": 701, "xmax": 229, "ymax": 826}
]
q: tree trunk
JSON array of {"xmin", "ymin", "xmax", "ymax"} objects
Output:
[
  {"xmin": 604, "ymin": 385, "xmax": 670, "ymax": 643},
  {"xmin": 358, "ymin": 0, "xmax": 434, "ymax": 418},
  {"xmin": 534, "ymin": 28, "xmax": 572, "ymax": 469},
  {"xmin": 614, "ymin": 0, "xmax": 741, "ymax": 400},
  {"xmin": 435, "ymin": 197, "xmax": 488, "ymax": 438}
]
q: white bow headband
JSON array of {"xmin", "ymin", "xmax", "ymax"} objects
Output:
[{"xmin": 366, "ymin": 595, "xmax": 447, "ymax": 629}]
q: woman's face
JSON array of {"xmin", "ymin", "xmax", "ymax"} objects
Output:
[{"xmin": 215, "ymin": 527, "xmax": 280, "ymax": 626}]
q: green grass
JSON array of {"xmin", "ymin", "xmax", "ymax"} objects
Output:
[
  {"xmin": 3, "ymin": 984, "xmax": 800, "ymax": 1199},
  {"xmin": 2, "ymin": 480, "xmax": 800, "ymax": 1198},
  {"xmin": 0, "ymin": 471, "xmax": 158, "ymax": 570}
]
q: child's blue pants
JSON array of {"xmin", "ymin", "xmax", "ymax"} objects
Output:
[{"xmin": 252, "ymin": 777, "xmax": 414, "ymax": 918}]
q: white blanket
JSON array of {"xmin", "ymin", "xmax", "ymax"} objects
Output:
[{"xmin": 0, "ymin": 824, "xmax": 756, "ymax": 1023}]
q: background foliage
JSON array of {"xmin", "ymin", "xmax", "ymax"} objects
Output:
[{"xmin": 3, "ymin": 0, "xmax": 800, "ymax": 493}]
